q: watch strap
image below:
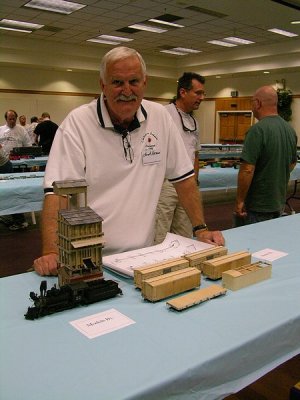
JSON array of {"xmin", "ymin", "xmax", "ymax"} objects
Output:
[{"xmin": 192, "ymin": 223, "xmax": 208, "ymax": 234}]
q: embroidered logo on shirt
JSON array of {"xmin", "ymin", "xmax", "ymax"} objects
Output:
[{"xmin": 141, "ymin": 132, "xmax": 161, "ymax": 165}]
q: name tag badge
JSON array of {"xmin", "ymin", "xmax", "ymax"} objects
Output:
[{"xmin": 142, "ymin": 144, "xmax": 161, "ymax": 165}]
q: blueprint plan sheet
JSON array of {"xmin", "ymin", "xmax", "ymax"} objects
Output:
[{"xmin": 103, "ymin": 233, "xmax": 214, "ymax": 277}]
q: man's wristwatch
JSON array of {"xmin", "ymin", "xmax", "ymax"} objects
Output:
[{"xmin": 192, "ymin": 223, "xmax": 208, "ymax": 236}]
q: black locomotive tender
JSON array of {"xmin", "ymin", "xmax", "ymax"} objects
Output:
[{"xmin": 25, "ymin": 279, "xmax": 122, "ymax": 320}]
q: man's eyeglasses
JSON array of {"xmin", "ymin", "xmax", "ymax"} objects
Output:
[
  {"xmin": 121, "ymin": 131, "xmax": 134, "ymax": 163},
  {"xmin": 176, "ymin": 108, "xmax": 197, "ymax": 132},
  {"xmin": 196, "ymin": 90, "xmax": 206, "ymax": 97}
]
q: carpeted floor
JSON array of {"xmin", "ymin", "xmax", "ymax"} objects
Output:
[{"xmin": 0, "ymin": 212, "xmax": 42, "ymax": 277}]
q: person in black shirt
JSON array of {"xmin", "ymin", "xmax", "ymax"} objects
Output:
[{"xmin": 34, "ymin": 112, "xmax": 58, "ymax": 154}]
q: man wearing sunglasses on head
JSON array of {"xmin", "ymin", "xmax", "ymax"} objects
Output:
[
  {"xmin": 154, "ymin": 72, "xmax": 206, "ymax": 244},
  {"xmin": 33, "ymin": 49, "xmax": 224, "ymax": 276}
]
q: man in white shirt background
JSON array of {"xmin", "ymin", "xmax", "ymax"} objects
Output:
[
  {"xmin": 154, "ymin": 72, "xmax": 206, "ymax": 243},
  {"xmin": 0, "ymin": 109, "xmax": 31, "ymax": 230}
]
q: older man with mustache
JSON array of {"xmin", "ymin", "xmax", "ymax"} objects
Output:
[{"xmin": 34, "ymin": 46, "xmax": 224, "ymax": 276}]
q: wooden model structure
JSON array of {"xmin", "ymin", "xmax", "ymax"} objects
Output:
[
  {"xmin": 142, "ymin": 267, "xmax": 201, "ymax": 302},
  {"xmin": 222, "ymin": 261, "xmax": 272, "ymax": 291},
  {"xmin": 201, "ymin": 250, "xmax": 251, "ymax": 280},
  {"xmin": 25, "ymin": 179, "xmax": 122, "ymax": 320},
  {"xmin": 53, "ymin": 180, "xmax": 105, "ymax": 286},
  {"xmin": 167, "ymin": 284, "xmax": 227, "ymax": 311}
]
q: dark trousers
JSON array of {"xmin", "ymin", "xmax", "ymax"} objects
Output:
[
  {"xmin": 233, "ymin": 210, "xmax": 281, "ymax": 227},
  {"xmin": 0, "ymin": 160, "xmax": 13, "ymax": 173}
]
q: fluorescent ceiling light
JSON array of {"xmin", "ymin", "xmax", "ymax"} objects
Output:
[
  {"xmin": 160, "ymin": 50, "xmax": 186, "ymax": 55},
  {"xmin": 87, "ymin": 38, "xmax": 121, "ymax": 45},
  {"xmin": 98, "ymin": 35, "xmax": 133, "ymax": 42},
  {"xmin": 0, "ymin": 19, "xmax": 43, "ymax": 31},
  {"xmin": 87, "ymin": 34, "xmax": 133, "ymax": 45},
  {"xmin": 148, "ymin": 19, "xmax": 184, "ymax": 28},
  {"xmin": 268, "ymin": 28, "xmax": 298, "ymax": 37},
  {"xmin": 24, "ymin": 0, "xmax": 86, "ymax": 15},
  {"xmin": 0, "ymin": 26, "xmax": 33, "ymax": 33},
  {"xmin": 263, "ymin": 71, "xmax": 270, "ymax": 74},
  {"xmin": 207, "ymin": 40, "xmax": 237, "ymax": 47},
  {"xmin": 291, "ymin": 21, "xmax": 300, "ymax": 24},
  {"xmin": 172, "ymin": 47, "xmax": 201, "ymax": 53},
  {"xmin": 160, "ymin": 47, "xmax": 201, "ymax": 55},
  {"xmin": 128, "ymin": 24, "xmax": 167, "ymax": 33},
  {"xmin": 223, "ymin": 36, "xmax": 255, "ymax": 45}
]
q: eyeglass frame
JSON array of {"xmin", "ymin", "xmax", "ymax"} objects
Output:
[
  {"xmin": 121, "ymin": 131, "xmax": 134, "ymax": 163},
  {"xmin": 176, "ymin": 107, "xmax": 198, "ymax": 132}
]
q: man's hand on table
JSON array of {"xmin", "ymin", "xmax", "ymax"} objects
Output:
[{"xmin": 33, "ymin": 253, "xmax": 58, "ymax": 276}]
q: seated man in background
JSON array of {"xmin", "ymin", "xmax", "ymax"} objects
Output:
[
  {"xmin": 34, "ymin": 46, "xmax": 224, "ymax": 276},
  {"xmin": 235, "ymin": 85, "xmax": 297, "ymax": 225},
  {"xmin": 34, "ymin": 112, "xmax": 58, "ymax": 154},
  {"xmin": 0, "ymin": 109, "xmax": 32, "ymax": 230},
  {"xmin": 154, "ymin": 72, "xmax": 206, "ymax": 244}
]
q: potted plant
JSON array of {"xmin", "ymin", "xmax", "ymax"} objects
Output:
[{"xmin": 277, "ymin": 88, "xmax": 293, "ymax": 121}]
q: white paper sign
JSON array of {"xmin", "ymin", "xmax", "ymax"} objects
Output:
[
  {"xmin": 70, "ymin": 309, "xmax": 135, "ymax": 339},
  {"xmin": 252, "ymin": 248, "xmax": 288, "ymax": 262}
]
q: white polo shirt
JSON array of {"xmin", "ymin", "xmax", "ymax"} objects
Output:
[
  {"xmin": 165, "ymin": 103, "xmax": 200, "ymax": 163},
  {"xmin": 44, "ymin": 95, "xmax": 194, "ymax": 255}
]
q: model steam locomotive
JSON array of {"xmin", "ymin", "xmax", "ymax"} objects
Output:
[{"xmin": 25, "ymin": 279, "xmax": 122, "ymax": 320}]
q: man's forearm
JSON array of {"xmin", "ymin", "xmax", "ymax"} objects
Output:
[
  {"xmin": 290, "ymin": 162, "xmax": 296, "ymax": 172},
  {"xmin": 236, "ymin": 162, "xmax": 255, "ymax": 204},
  {"xmin": 41, "ymin": 194, "xmax": 67, "ymax": 255},
  {"xmin": 174, "ymin": 176, "xmax": 225, "ymax": 246},
  {"xmin": 173, "ymin": 176, "xmax": 205, "ymax": 227}
]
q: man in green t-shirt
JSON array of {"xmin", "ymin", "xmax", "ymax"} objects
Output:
[{"xmin": 235, "ymin": 85, "xmax": 297, "ymax": 225}]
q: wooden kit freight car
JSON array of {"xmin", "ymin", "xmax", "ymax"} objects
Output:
[
  {"xmin": 141, "ymin": 267, "xmax": 201, "ymax": 302},
  {"xmin": 222, "ymin": 261, "xmax": 272, "ymax": 290},
  {"xmin": 201, "ymin": 250, "xmax": 251, "ymax": 280}
]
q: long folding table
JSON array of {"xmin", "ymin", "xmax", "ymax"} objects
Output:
[{"xmin": 1, "ymin": 214, "xmax": 299, "ymax": 400}]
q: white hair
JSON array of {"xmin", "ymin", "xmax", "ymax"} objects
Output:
[{"xmin": 99, "ymin": 46, "xmax": 147, "ymax": 83}]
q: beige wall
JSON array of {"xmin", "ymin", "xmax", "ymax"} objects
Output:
[
  {"xmin": 0, "ymin": 65, "xmax": 299, "ymax": 141},
  {"xmin": 0, "ymin": 65, "xmax": 176, "ymax": 124},
  {"xmin": 205, "ymin": 71, "xmax": 300, "ymax": 97},
  {"xmin": 0, "ymin": 92, "xmax": 97, "ymax": 126}
]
